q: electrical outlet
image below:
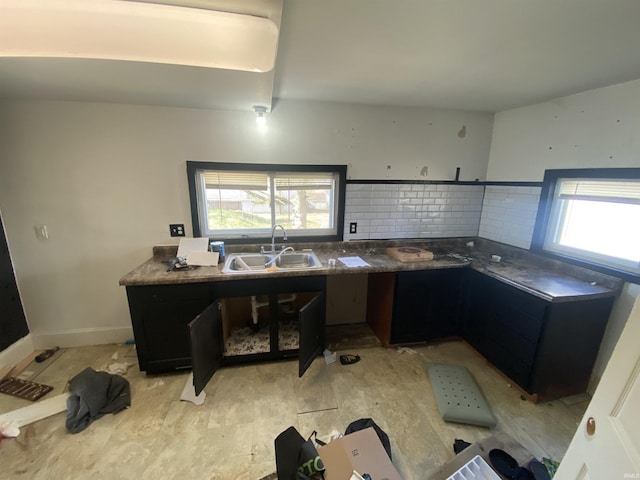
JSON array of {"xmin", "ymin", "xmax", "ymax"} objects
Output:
[
  {"xmin": 169, "ymin": 224, "xmax": 185, "ymax": 237},
  {"xmin": 349, "ymin": 222, "xmax": 357, "ymax": 234}
]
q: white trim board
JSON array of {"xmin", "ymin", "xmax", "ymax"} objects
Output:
[
  {"xmin": 0, "ymin": 393, "xmax": 68, "ymax": 428},
  {"xmin": 0, "ymin": 334, "xmax": 35, "ymax": 370}
]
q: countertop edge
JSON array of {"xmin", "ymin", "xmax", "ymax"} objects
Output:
[{"xmin": 119, "ymin": 239, "xmax": 623, "ymax": 303}]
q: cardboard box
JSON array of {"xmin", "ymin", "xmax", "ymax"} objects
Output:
[{"xmin": 318, "ymin": 427, "xmax": 403, "ymax": 480}]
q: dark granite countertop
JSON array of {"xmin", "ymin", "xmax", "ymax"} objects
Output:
[{"xmin": 119, "ymin": 238, "xmax": 623, "ymax": 303}]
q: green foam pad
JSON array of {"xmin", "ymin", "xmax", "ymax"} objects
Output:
[{"xmin": 428, "ymin": 363, "xmax": 497, "ymax": 428}]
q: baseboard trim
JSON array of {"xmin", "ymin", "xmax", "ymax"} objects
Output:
[
  {"xmin": 0, "ymin": 334, "xmax": 36, "ymax": 369},
  {"xmin": 32, "ymin": 327, "xmax": 134, "ymax": 350}
]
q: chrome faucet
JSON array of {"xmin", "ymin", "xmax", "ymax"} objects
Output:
[{"xmin": 261, "ymin": 224, "xmax": 287, "ymax": 254}]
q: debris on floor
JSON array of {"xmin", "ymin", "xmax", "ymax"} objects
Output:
[
  {"xmin": 0, "ymin": 393, "xmax": 68, "ymax": 435},
  {"xmin": 396, "ymin": 346, "xmax": 417, "ymax": 355},
  {"xmin": 35, "ymin": 347, "xmax": 60, "ymax": 363},
  {"xmin": 66, "ymin": 367, "xmax": 131, "ymax": 434},
  {"xmin": 106, "ymin": 362, "xmax": 132, "ymax": 375},
  {"xmin": 180, "ymin": 372, "xmax": 205, "ymax": 406},
  {"xmin": 339, "ymin": 354, "xmax": 361, "ymax": 365},
  {"xmin": 323, "ymin": 348, "xmax": 337, "ymax": 365},
  {"xmin": 0, "ymin": 377, "xmax": 53, "ymax": 401}
]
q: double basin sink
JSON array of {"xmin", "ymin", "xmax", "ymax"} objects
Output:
[{"xmin": 221, "ymin": 251, "xmax": 323, "ymax": 274}]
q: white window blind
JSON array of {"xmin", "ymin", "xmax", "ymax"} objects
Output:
[
  {"xmin": 203, "ymin": 171, "xmax": 269, "ymax": 190},
  {"xmin": 274, "ymin": 174, "xmax": 334, "ymax": 191},
  {"xmin": 558, "ymin": 179, "xmax": 640, "ymax": 204}
]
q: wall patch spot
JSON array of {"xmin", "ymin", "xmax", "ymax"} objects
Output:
[
  {"xmin": 420, "ymin": 166, "xmax": 429, "ymax": 177},
  {"xmin": 457, "ymin": 125, "xmax": 466, "ymax": 138},
  {"xmin": 387, "ymin": 165, "xmax": 391, "ymax": 170}
]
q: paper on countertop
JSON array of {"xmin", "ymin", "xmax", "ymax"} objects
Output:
[
  {"xmin": 176, "ymin": 237, "xmax": 209, "ymax": 258},
  {"xmin": 338, "ymin": 256, "xmax": 370, "ymax": 268},
  {"xmin": 186, "ymin": 251, "xmax": 219, "ymax": 266}
]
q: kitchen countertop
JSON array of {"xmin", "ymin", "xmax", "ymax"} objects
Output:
[{"xmin": 119, "ymin": 237, "xmax": 623, "ymax": 303}]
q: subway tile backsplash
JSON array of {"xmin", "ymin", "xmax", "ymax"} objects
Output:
[
  {"xmin": 343, "ymin": 183, "xmax": 485, "ymax": 241},
  {"xmin": 343, "ymin": 183, "xmax": 542, "ymax": 248},
  {"xmin": 478, "ymin": 185, "xmax": 542, "ymax": 249}
]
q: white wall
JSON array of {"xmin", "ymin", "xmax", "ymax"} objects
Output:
[
  {"xmin": 0, "ymin": 99, "xmax": 493, "ymax": 347},
  {"xmin": 488, "ymin": 78, "xmax": 640, "ymax": 181},
  {"xmin": 484, "ymin": 78, "xmax": 640, "ymax": 388}
]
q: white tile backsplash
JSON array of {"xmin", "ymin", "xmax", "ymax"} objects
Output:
[
  {"xmin": 478, "ymin": 185, "xmax": 542, "ymax": 249},
  {"xmin": 343, "ymin": 182, "xmax": 542, "ymax": 246},
  {"xmin": 343, "ymin": 183, "xmax": 484, "ymax": 241}
]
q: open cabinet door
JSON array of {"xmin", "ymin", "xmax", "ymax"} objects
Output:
[
  {"xmin": 188, "ymin": 300, "xmax": 223, "ymax": 396},
  {"xmin": 298, "ymin": 292, "xmax": 325, "ymax": 377}
]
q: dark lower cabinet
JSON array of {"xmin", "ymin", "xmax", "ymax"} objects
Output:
[
  {"xmin": 126, "ymin": 283, "xmax": 213, "ymax": 373},
  {"xmin": 462, "ymin": 269, "xmax": 615, "ymax": 401},
  {"xmin": 127, "ymin": 266, "xmax": 615, "ymax": 401},
  {"xmin": 390, "ymin": 268, "xmax": 463, "ymax": 344},
  {"xmin": 126, "ymin": 276, "xmax": 326, "ymax": 393}
]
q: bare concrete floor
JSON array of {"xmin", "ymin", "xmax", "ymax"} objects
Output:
[{"xmin": 0, "ymin": 340, "xmax": 587, "ymax": 479}]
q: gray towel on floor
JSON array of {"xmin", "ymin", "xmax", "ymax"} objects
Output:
[{"xmin": 65, "ymin": 367, "xmax": 131, "ymax": 434}]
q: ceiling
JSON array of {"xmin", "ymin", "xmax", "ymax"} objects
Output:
[{"xmin": 2, "ymin": 0, "xmax": 640, "ymax": 113}]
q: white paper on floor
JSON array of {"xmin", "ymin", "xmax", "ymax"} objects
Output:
[
  {"xmin": 107, "ymin": 362, "xmax": 131, "ymax": 375},
  {"xmin": 397, "ymin": 346, "xmax": 417, "ymax": 354},
  {"xmin": 323, "ymin": 349, "xmax": 337, "ymax": 364},
  {"xmin": 180, "ymin": 373, "xmax": 206, "ymax": 406}
]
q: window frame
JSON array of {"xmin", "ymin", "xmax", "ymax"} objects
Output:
[
  {"xmin": 531, "ymin": 167, "xmax": 640, "ymax": 283},
  {"xmin": 186, "ymin": 161, "xmax": 347, "ymax": 244}
]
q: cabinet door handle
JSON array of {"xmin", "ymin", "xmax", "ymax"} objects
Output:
[{"xmin": 586, "ymin": 417, "xmax": 596, "ymax": 436}]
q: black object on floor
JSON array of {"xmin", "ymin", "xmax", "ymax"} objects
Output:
[
  {"xmin": 35, "ymin": 346, "xmax": 60, "ymax": 363},
  {"xmin": 339, "ymin": 354, "xmax": 361, "ymax": 365},
  {"xmin": 489, "ymin": 448, "xmax": 535, "ymax": 480},
  {"xmin": 453, "ymin": 438, "xmax": 472, "ymax": 454},
  {"xmin": 274, "ymin": 426, "xmax": 325, "ymax": 480},
  {"xmin": 529, "ymin": 460, "xmax": 551, "ymax": 480}
]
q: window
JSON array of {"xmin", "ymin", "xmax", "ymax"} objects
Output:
[
  {"xmin": 187, "ymin": 162, "xmax": 346, "ymax": 242},
  {"xmin": 532, "ymin": 168, "xmax": 640, "ymax": 282}
]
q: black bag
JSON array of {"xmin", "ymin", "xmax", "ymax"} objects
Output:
[
  {"xmin": 275, "ymin": 426, "xmax": 325, "ymax": 480},
  {"xmin": 345, "ymin": 417, "xmax": 392, "ymax": 460}
]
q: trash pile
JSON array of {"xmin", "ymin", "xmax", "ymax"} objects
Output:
[{"xmin": 274, "ymin": 417, "xmax": 401, "ymax": 480}]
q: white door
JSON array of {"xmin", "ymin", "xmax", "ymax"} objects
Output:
[{"xmin": 555, "ymin": 295, "xmax": 640, "ymax": 479}]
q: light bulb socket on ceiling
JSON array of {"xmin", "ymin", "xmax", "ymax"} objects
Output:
[{"xmin": 254, "ymin": 106, "xmax": 267, "ymax": 126}]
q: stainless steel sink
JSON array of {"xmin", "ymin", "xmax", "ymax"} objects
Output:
[
  {"xmin": 275, "ymin": 253, "xmax": 322, "ymax": 269},
  {"xmin": 221, "ymin": 252, "xmax": 323, "ymax": 274}
]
